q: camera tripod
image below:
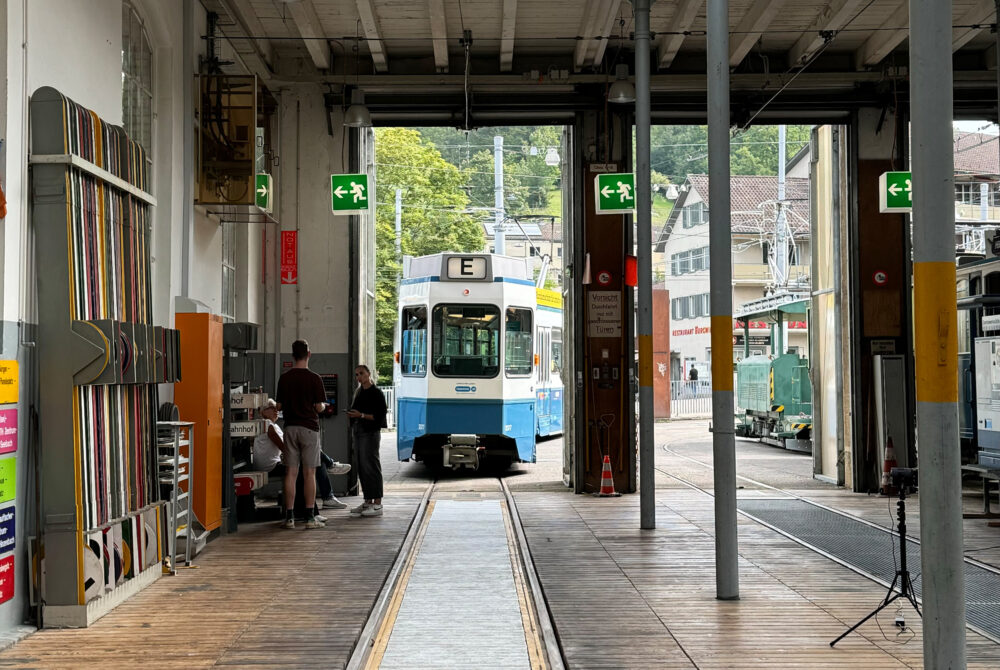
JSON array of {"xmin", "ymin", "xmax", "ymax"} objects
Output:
[{"xmin": 830, "ymin": 482, "xmax": 921, "ymax": 647}]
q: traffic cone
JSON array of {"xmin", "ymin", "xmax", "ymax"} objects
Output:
[
  {"xmin": 595, "ymin": 455, "xmax": 621, "ymax": 497},
  {"xmin": 880, "ymin": 437, "xmax": 898, "ymax": 496}
]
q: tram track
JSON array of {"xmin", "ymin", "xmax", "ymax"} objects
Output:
[
  {"xmin": 348, "ymin": 477, "xmax": 565, "ymax": 670},
  {"xmin": 655, "ymin": 440, "xmax": 1000, "ymax": 646}
]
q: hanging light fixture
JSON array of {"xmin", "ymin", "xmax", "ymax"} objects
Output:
[
  {"xmin": 544, "ymin": 146, "xmax": 561, "ymax": 166},
  {"xmin": 344, "ymin": 20, "xmax": 372, "ymax": 128},
  {"xmin": 608, "ymin": 63, "xmax": 635, "ymax": 104},
  {"xmin": 344, "ymin": 88, "xmax": 372, "ymax": 127}
]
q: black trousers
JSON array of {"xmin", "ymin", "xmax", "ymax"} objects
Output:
[{"xmin": 355, "ymin": 430, "xmax": 383, "ymax": 500}]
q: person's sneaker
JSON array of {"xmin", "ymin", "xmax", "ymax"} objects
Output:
[
  {"xmin": 322, "ymin": 496, "xmax": 348, "ymax": 509},
  {"xmin": 303, "ymin": 517, "xmax": 325, "ymax": 529},
  {"xmin": 314, "ymin": 514, "xmax": 327, "ymax": 523},
  {"xmin": 327, "ymin": 462, "xmax": 352, "ymax": 476},
  {"xmin": 282, "ymin": 518, "xmax": 295, "ymax": 529},
  {"xmin": 360, "ymin": 504, "xmax": 383, "ymax": 517},
  {"xmin": 350, "ymin": 502, "xmax": 370, "ymax": 517}
]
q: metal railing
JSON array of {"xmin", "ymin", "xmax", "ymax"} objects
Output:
[{"xmin": 670, "ymin": 378, "xmax": 713, "ymax": 418}]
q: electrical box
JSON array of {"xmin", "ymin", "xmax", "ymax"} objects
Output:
[
  {"xmin": 873, "ymin": 354, "xmax": 910, "ymax": 469},
  {"xmin": 197, "ymin": 75, "xmax": 257, "ymax": 205},
  {"xmin": 974, "ymin": 337, "xmax": 1000, "ymax": 466}
]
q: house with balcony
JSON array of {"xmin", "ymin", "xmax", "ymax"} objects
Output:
[{"xmin": 654, "ymin": 171, "xmax": 811, "ymax": 381}]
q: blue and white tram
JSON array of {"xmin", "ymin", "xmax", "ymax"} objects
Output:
[{"xmin": 395, "ymin": 253, "xmax": 563, "ymax": 469}]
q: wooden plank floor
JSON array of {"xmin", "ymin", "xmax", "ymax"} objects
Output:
[
  {"xmin": 0, "ymin": 495, "xmax": 421, "ymax": 669},
  {"xmin": 516, "ymin": 490, "xmax": 1000, "ymax": 669}
]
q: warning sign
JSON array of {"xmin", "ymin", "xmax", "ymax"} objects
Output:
[
  {"xmin": 588, "ymin": 291, "xmax": 622, "ymax": 337},
  {"xmin": 281, "ymin": 231, "xmax": 297, "ymax": 285}
]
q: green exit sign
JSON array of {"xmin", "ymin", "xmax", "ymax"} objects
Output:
[
  {"xmin": 331, "ymin": 173, "xmax": 371, "ymax": 215},
  {"xmin": 879, "ymin": 171, "xmax": 912, "ymax": 213},
  {"xmin": 594, "ymin": 172, "xmax": 635, "ymax": 213},
  {"xmin": 255, "ymin": 173, "xmax": 273, "ymax": 213}
]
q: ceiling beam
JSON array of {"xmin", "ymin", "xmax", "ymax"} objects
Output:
[
  {"xmin": 592, "ymin": 0, "xmax": 623, "ymax": 68},
  {"xmin": 953, "ymin": 0, "xmax": 995, "ymax": 52},
  {"xmin": 574, "ymin": 2, "xmax": 600, "ymax": 71},
  {"xmin": 656, "ymin": 0, "xmax": 702, "ymax": 70},
  {"xmin": 221, "ymin": 0, "xmax": 273, "ymax": 68},
  {"xmin": 730, "ymin": 0, "xmax": 788, "ymax": 67},
  {"xmin": 428, "ymin": 0, "xmax": 448, "ymax": 72},
  {"xmin": 356, "ymin": 0, "xmax": 389, "ymax": 73},
  {"xmin": 787, "ymin": 0, "xmax": 862, "ymax": 66},
  {"xmin": 500, "ymin": 0, "xmax": 518, "ymax": 72},
  {"xmin": 285, "ymin": 0, "xmax": 330, "ymax": 71},
  {"xmin": 855, "ymin": 1, "xmax": 908, "ymax": 68}
]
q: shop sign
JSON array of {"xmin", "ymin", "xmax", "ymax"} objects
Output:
[{"xmin": 0, "ymin": 410, "xmax": 15, "ymax": 455}]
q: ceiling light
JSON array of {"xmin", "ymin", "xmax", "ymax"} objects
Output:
[
  {"xmin": 344, "ymin": 89, "xmax": 372, "ymax": 128},
  {"xmin": 608, "ymin": 63, "xmax": 635, "ymax": 104}
]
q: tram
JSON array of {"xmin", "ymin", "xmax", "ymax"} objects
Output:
[{"xmin": 395, "ymin": 253, "xmax": 564, "ymax": 469}]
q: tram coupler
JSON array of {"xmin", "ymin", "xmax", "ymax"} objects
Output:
[{"xmin": 443, "ymin": 434, "xmax": 481, "ymax": 470}]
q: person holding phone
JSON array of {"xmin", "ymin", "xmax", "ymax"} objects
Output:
[{"xmin": 346, "ymin": 364, "xmax": 387, "ymax": 517}]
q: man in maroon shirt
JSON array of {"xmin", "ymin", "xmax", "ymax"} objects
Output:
[{"xmin": 275, "ymin": 339, "xmax": 327, "ymax": 529}]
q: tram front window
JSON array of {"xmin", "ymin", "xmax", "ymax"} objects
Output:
[{"xmin": 432, "ymin": 304, "xmax": 500, "ymax": 377}]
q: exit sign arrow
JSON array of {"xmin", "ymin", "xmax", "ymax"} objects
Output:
[{"xmin": 879, "ymin": 171, "xmax": 912, "ymax": 213}]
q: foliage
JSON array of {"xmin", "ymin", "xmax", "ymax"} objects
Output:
[
  {"xmin": 374, "ymin": 128, "xmax": 484, "ymax": 380},
  {"xmin": 650, "ymin": 125, "xmax": 812, "ymax": 183}
]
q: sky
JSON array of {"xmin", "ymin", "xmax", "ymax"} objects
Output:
[{"xmin": 955, "ymin": 120, "xmax": 999, "ymax": 135}]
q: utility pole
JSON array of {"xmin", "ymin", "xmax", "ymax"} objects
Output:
[
  {"xmin": 394, "ymin": 188, "xmax": 403, "ymax": 277},
  {"xmin": 494, "ymin": 135, "xmax": 506, "ymax": 254},
  {"xmin": 775, "ymin": 125, "xmax": 788, "ymax": 290}
]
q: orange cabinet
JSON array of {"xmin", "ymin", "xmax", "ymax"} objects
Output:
[{"xmin": 173, "ymin": 313, "xmax": 223, "ymax": 531}]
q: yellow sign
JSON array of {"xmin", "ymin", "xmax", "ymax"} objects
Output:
[
  {"xmin": 536, "ymin": 288, "xmax": 563, "ymax": 310},
  {"xmin": 0, "ymin": 362, "xmax": 17, "ymax": 405}
]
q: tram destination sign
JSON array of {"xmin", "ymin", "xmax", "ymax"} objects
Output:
[
  {"xmin": 879, "ymin": 171, "xmax": 912, "ymax": 213},
  {"xmin": 331, "ymin": 173, "xmax": 371, "ymax": 215},
  {"xmin": 594, "ymin": 173, "xmax": 635, "ymax": 214}
]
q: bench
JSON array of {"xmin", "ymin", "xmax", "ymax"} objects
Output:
[{"xmin": 961, "ymin": 464, "xmax": 1000, "ymax": 520}]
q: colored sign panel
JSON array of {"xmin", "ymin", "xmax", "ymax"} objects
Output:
[
  {"xmin": 536, "ymin": 288, "xmax": 562, "ymax": 310},
  {"xmin": 588, "ymin": 291, "xmax": 622, "ymax": 337},
  {"xmin": 255, "ymin": 173, "xmax": 273, "ymax": 213},
  {"xmin": 0, "ymin": 555, "xmax": 12, "ymax": 605},
  {"xmin": 0, "ymin": 410, "xmax": 16, "ymax": 455},
  {"xmin": 594, "ymin": 173, "xmax": 635, "ymax": 213},
  {"xmin": 0, "ymin": 361, "xmax": 17, "ymax": 404},
  {"xmin": 0, "ymin": 507, "xmax": 14, "ymax": 555},
  {"xmin": 878, "ymin": 171, "xmax": 912, "ymax": 213},
  {"xmin": 331, "ymin": 173, "xmax": 370, "ymax": 214},
  {"xmin": 0, "ymin": 458, "xmax": 13, "ymax": 504},
  {"xmin": 281, "ymin": 231, "xmax": 297, "ymax": 285}
]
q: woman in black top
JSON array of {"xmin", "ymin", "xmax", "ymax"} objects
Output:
[{"xmin": 346, "ymin": 364, "xmax": 387, "ymax": 517}]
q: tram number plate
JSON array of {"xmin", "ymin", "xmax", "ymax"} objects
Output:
[{"xmin": 446, "ymin": 256, "xmax": 487, "ymax": 280}]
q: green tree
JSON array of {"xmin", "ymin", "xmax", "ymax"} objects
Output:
[{"xmin": 374, "ymin": 128, "xmax": 484, "ymax": 380}]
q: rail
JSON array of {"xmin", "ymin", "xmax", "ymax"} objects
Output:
[{"xmin": 670, "ymin": 378, "xmax": 713, "ymax": 418}]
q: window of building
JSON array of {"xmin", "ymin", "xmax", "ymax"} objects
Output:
[
  {"xmin": 956, "ymin": 183, "xmax": 978, "ymax": 205},
  {"xmin": 761, "ymin": 241, "xmax": 771, "ymax": 264},
  {"xmin": 122, "ymin": 2, "xmax": 153, "ymax": 156},
  {"xmin": 682, "ymin": 201, "xmax": 708, "ymax": 228},
  {"xmin": 504, "ymin": 307, "xmax": 533, "ymax": 376},
  {"xmin": 432, "ymin": 304, "xmax": 500, "ymax": 377},
  {"xmin": 557, "ymin": 247, "xmax": 562, "ymax": 257},
  {"xmin": 677, "ymin": 250, "xmax": 691, "ymax": 274},
  {"xmin": 400, "ymin": 306, "xmax": 428, "ymax": 376},
  {"xmin": 221, "ymin": 221, "xmax": 236, "ymax": 323}
]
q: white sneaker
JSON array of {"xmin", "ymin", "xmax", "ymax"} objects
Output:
[
  {"xmin": 322, "ymin": 496, "xmax": 348, "ymax": 509},
  {"xmin": 327, "ymin": 462, "xmax": 352, "ymax": 476},
  {"xmin": 314, "ymin": 514, "xmax": 327, "ymax": 523},
  {"xmin": 360, "ymin": 504, "xmax": 383, "ymax": 517},
  {"xmin": 303, "ymin": 517, "xmax": 325, "ymax": 529},
  {"xmin": 350, "ymin": 502, "xmax": 370, "ymax": 517},
  {"xmin": 282, "ymin": 518, "xmax": 295, "ymax": 529}
]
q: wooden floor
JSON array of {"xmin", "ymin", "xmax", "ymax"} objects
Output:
[
  {"xmin": 2, "ymin": 426, "xmax": 999, "ymax": 668},
  {"xmin": 0, "ymin": 496, "xmax": 422, "ymax": 669}
]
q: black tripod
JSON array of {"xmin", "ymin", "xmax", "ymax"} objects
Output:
[{"xmin": 830, "ymin": 480, "xmax": 921, "ymax": 647}]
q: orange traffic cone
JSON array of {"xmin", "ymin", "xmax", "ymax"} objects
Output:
[
  {"xmin": 595, "ymin": 454, "xmax": 621, "ymax": 497},
  {"xmin": 880, "ymin": 437, "xmax": 898, "ymax": 496}
]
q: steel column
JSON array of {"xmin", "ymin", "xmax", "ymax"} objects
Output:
[
  {"xmin": 910, "ymin": 0, "xmax": 965, "ymax": 666},
  {"xmin": 633, "ymin": 0, "xmax": 655, "ymax": 529},
  {"xmin": 708, "ymin": 0, "xmax": 739, "ymax": 600}
]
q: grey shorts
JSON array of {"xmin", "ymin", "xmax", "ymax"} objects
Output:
[{"xmin": 282, "ymin": 426, "xmax": 321, "ymax": 468}]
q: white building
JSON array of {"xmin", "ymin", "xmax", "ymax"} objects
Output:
[{"xmin": 655, "ymin": 166, "xmax": 812, "ymax": 381}]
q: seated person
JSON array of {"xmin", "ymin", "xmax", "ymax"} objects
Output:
[{"xmin": 253, "ymin": 400, "xmax": 352, "ymax": 515}]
